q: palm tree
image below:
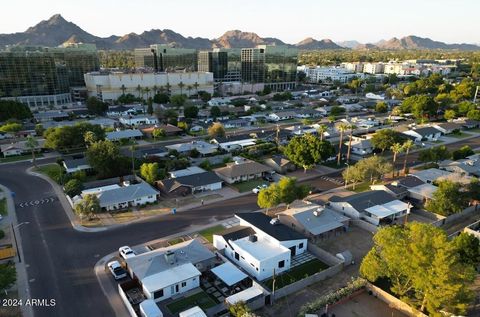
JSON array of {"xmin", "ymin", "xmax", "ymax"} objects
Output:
[
  {"xmin": 120, "ymin": 84, "xmax": 126, "ymax": 96},
  {"xmin": 337, "ymin": 123, "xmax": 349, "ymax": 166},
  {"xmin": 84, "ymin": 131, "xmax": 97, "ymax": 147},
  {"xmin": 130, "ymin": 142, "xmax": 137, "ymax": 177},
  {"xmin": 152, "ymin": 85, "xmax": 158, "ymax": 96},
  {"xmin": 193, "ymin": 82, "xmax": 200, "ymax": 97},
  {"xmin": 186, "ymin": 85, "xmax": 193, "ymax": 97},
  {"xmin": 316, "ymin": 124, "xmax": 328, "ymax": 142},
  {"xmin": 25, "ymin": 135, "xmax": 38, "ymax": 167},
  {"xmin": 178, "ymin": 81, "xmax": 185, "ymax": 95},
  {"xmin": 390, "ymin": 143, "xmax": 404, "ymax": 178},
  {"xmin": 165, "ymin": 82, "xmax": 172, "ymax": 96},
  {"xmin": 346, "ymin": 124, "xmax": 357, "ymax": 163},
  {"xmin": 136, "ymin": 85, "xmax": 142, "ymax": 99},
  {"xmin": 402, "ymin": 139, "xmax": 414, "ymax": 175},
  {"xmin": 144, "ymin": 87, "xmax": 151, "ymax": 100},
  {"xmin": 158, "ymin": 85, "xmax": 165, "ymax": 94}
]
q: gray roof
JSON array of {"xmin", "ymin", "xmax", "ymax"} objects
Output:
[
  {"xmin": 160, "ymin": 171, "xmax": 222, "ymax": 192},
  {"xmin": 63, "ymin": 157, "xmax": 89, "ymax": 169},
  {"xmin": 217, "ymin": 226, "xmax": 256, "ymax": 243},
  {"xmin": 97, "ymin": 182, "xmax": 158, "ymax": 207},
  {"xmin": 291, "ymin": 207, "xmax": 349, "ymax": 236},
  {"xmin": 236, "ymin": 212, "xmax": 306, "ymax": 241},
  {"xmin": 383, "ymin": 183, "xmax": 408, "ymax": 195},
  {"xmin": 329, "ymin": 190, "xmax": 398, "ymax": 214},
  {"xmin": 215, "ymin": 160, "xmax": 272, "ymax": 178},
  {"xmin": 434, "ymin": 122, "xmax": 462, "ymax": 131},
  {"xmin": 106, "ymin": 129, "xmax": 143, "ymax": 140},
  {"xmin": 412, "ymin": 127, "xmax": 441, "ymax": 136},
  {"xmin": 396, "ymin": 176, "xmax": 425, "ymax": 188},
  {"xmin": 350, "ymin": 139, "xmax": 372, "ymax": 149},
  {"xmin": 125, "ymin": 239, "xmax": 214, "ymax": 280}
]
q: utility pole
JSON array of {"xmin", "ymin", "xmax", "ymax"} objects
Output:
[
  {"xmin": 271, "ymin": 268, "xmax": 276, "ymax": 306},
  {"xmin": 474, "ymin": 86, "xmax": 479, "ymax": 103},
  {"xmin": 275, "ymin": 124, "xmax": 280, "ymax": 147}
]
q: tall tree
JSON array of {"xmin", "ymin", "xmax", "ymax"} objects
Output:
[
  {"xmin": 86, "ymin": 140, "xmax": 123, "ymax": 178},
  {"xmin": 402, "ymin": 140, "xmax": 414, "ymax": 175},
  {"xmin": 346, "ymin": 124, "xmax": 357, "ymax": 163},
  {"xmin": 336, "ymin": 123, "xmax": 349, "ymax": 165},
  {"xmin": 316, "ymin": 124, "xmax": 328, "ymax": 142},
  {"xmin": 74, "ymin": 194, "xmax": 101, "ymax": 220},
  {"xmin": 140, "ymin": 163, "xmax": 159, "ymax": 184},
  {"xmin": 390, "ymin": 143, "xmax": 403, "ymax": 178},
  {"xmin": 25, "ymin": 135, "xmax": 39, "ymax": 167},
  {"xmin": 425, "ymin": 180, "xmax": 469, "ymax": 216},
  {"xmin": 208, "ymin": 122, "xmax": 226, "ymax": 138},
  {"xmin": 371, "ymin": 129, "xmax": 406, "ymax": 153},
  {"xmin": 178, "ymin": 81, "xmax": 185, "ymax": 95}
]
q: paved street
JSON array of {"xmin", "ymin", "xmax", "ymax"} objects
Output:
[{"xmin": 0, "ymin": 135, "xmax": 479, "ymax": 317}]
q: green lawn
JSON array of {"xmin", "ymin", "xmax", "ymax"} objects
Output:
[
  {"xmin": 351, "ymin": 182, "xmax": 372, "ymax": 193},
  {"xmin": 0, "ymin": 153, "xmax": 43, "ymax": 163},
  {"xmin": 35, "ymin": 164, "xmax": 65, "ymax": 184},
  {"xmin": 231, "ymin": 179, "xmax": 267, "ymax": 193},
  {"xmin": 448, "ymin": 132, "xmax": 471, "ymax": 139},
  {"xmin": 0, "ymin": 198, "xmax": 7, "ymax": 216},
  {"xmin": 264, "ymin": 259, "xmax": 329, "ymax": 290},
  {"xmin": 167, "ymin": 237, "xmax": 185, "ymax": 245},
  {"xmin": 166, "ymin": 290, "xmax": 217, "ymax": 314},
  {"xmin": 199, "ymin": 225, "xmax": 225, "ymax": 243}
]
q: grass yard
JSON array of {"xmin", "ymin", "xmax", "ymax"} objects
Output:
[
  {"xmin": 166, "ymin": 290, "xmax": 217, "ymax": 314},
  {"xmin": 167, "ymin": 237, "xmax": 186, "ymax": 245},
  {"xmin": 448, "ymin": 132, "xmax": 471, "ymax": 139},
  {"xmin": 0, "ymin": 198, "xmax": 7, "ymax": 216},
  {"xmin": 231, "ymin": 179, "xmax": 267, "ymax": 193},
  {"xmin": 35, "ymin": 163, "xmax": 65, "ymax": 184},
  {"xmin": 264, "ymin": 259, "xmax": 329, "ymax": 290},
  {"xmin": 110, "ymin": 211, "xmax": 138, "ymax": 224},
  {"xmin": 351, "ymin": 182, "xmax": 372, "ymax": 193},
  {"xmin": 0, "ymin": 153, "xmax": 43, "ymax": 163},
  {"xmin": 199, "ymin": 225, "xmax": 225, "ymax": 243}
]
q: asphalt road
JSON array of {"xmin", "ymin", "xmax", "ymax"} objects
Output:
[{"xmin": 1, "ymin": 135, "xmax": 479, "ymax": 317}]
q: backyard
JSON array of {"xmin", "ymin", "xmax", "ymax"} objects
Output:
[
  {"xmin": 166, "ymin": 290, "xmax": 217, "ymax": 314},
  {"xmin": 264, "ymin": 259, "xmax": 329, "ymax": 290}
]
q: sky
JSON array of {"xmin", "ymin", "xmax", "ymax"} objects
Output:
[{"xmin": 0, "ymin": 0, "xmax": 479, "ymax": 44}]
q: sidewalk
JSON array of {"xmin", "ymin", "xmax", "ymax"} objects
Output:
[{"xmin": 0, "ymin": 184, "xmax": 34, "ymax": 317}]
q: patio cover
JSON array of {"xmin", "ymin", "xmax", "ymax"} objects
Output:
[
  {"xmin": 226, "ymin": 287, "xmax": 263, "ymax": 305},
  {"xmin": 211, "ymin": 262, "xmax": 248, "ymax": 287}
]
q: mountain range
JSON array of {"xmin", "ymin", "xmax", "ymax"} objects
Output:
[{"xmin": 0, "ymin": 14, "xmax": 478, "ymax": 51}]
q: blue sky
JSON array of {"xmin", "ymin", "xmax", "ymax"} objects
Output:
[{"xmin": 1, "ymin": 0, "xmax": 478, "ymax": 44}]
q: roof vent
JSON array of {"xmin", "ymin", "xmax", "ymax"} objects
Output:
[
  {"xmin": 313, "ymin": 208, "xmax": 323, "ymax": 217},
  {"xmin": 248, "ymin": 235, "xmax": 257, "ymax": 242},
  {"xmin": 270, "ymin": 218, "xmax": 280, "ymax": 226}
]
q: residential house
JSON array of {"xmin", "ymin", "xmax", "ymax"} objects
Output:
[
  {"xmin": 454, "ymin": 118, "xmax": 480, "ymax": 129},
  {"xmin": 277, "ymin": 203, "xmax": 349, "ymax": 240},
  {"xmin": 210, "ymin": 135, "xmax": 256, "ymax": 152},
  {"xmin": 169, "ymin": 166, "xmax": 206, "ymax": 178},
  {"xmin": 370, "ymin": 183, "xmax": 408, "ymax": 199},
  {"xmin": 388, "ymin": 176, "xmax": 436, "ymax": 202},
  {"xmin": 329, "ymin": 190, "xmax": 411, "ymax": 226},
  {"xmin": 141, "ymin": 147, "xmax": 169, "ymax": 158},
  {"xmin": 0, "ymin": 139, "xmax": 45, "ymax": 157},
  {"xmin": 33, "ymin": 111, "xmax": 69, "ymax": 122},
  {"xmin": 156, "ymin": 171, "xmax": 223, "ymax": 196},
  {"xmin": 141, "ymin": 124, "xmax": 183, "ymax": 137},
  {"xmin": 106, "ymin": 129, "xmax": 143, "ymax": 141},
  {"xmin": 219, "ymin": 118, "xmax": 251, "ymax": 129},
  {"xmin": 119, "ymin": 116, "xmax": 158, "ymax": 127},
  {"xmin": 165, "ymin": 141, "xmax": 218, "ymax": 156},
  {"xmin": 440, "ymin": 158, "xmax": 480, "ymax": 177},
  {"xmin": 125, "ymin": 239, "xmax": 215, "ymax": 303},
  {"xmin": 214, "ymin": 157, "xmax": 272, "ymax": 184},
  {"xmin": 267, "ymin": 111, "xmax": 297, "ymax": 122},
  {"xmin": 62, "ymin": 157, "xmax": 92, "ymax": 174},
  {"xmin": 213, "ymin": 213, "xmax": 307, "ymax": 281},
  {"xmin": 295, "ymin": 109, "xmax": 322, "ymax": 119},
  {"xmin": 402, "ymin": 127, "xmax": 442, "ymax": 142},
  {"xmin": 106, "ymin": 105, "xmax": 140, "ymax": 117},
  {"xmin": 264, "ymin": 156, "xmax": 296, "ymax": 174},
  {"xmin": 432, "ymin": 122, "xmax": 462, "ymax": 135},
  {"xmin": 79, "ymin": 182, "xmax": 159, "ymax": 211},
  {"xmin": 347, "ymin": 137, "xmax": 373, "ymax": 156},
  {"xmin": 409, "ymin": 168, "xmax": 453, "ymax": 184}
]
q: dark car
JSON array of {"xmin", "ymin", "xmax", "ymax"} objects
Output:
[{"xmin": 263, "ymin": 175, "xmax": 274, "ymax": 182}]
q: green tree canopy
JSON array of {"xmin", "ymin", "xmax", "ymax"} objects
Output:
[
  {"xmin": 208, "ymin": 122, "xmax": 226, "ymax": 138},
  {"xmin": 375, "ymin": 101, "xmax": 388, "ymax": 113},
  {"xmin": 153, "ymin": 93, "xmax": 170, "ymax": 104},
  {"xmin": 370, "ymin": 129, "xmax": 406, "ymax": 152},
  {"xmin": 283, "ymin": 134, "xmax": 335, "ymax": 172},
  {"xmin": 183, "ymin": 105, "xmax": 199, "ymax": 118},
  {"xmin": 64, "ymin": 179, "xmax": 84, "ymax": 197},
  {"xmin": 140, "ymin": 163, "xmax": 159, "ymax": 184},
  {"xmin": 210, "ymin": 106, "xmax": 221, "ymax": 118},
  {"xmin": 401, "ymin": 95, "xmax": 438, "ymax": 120},
  {"xmin": 170, "ymin": 94, "xmax": 187, "ymax": 107},
  {"xmin": 0, "ymin": 100, "xmax": 32, "ymax": 121},
  {"xmin": 360, "ymin": 223, "xmax": 475, "ymax": 316},
  {"xmin": 454, "ymin": 232, "xmax": 480, "ymax": 267},
  {"xmin": 0, "ymin": 263, "xmax": 16, "ymax": 291},
  {"xmin": 74, "ymin": 194, "xmax": 102, "ymax": 219},
  {"xmin": 257, "ymin": 177, "xmax": 310, "ymax": 209},
  {"xmin": 44, "ymin": 123, "xmax": 105, "ymax": 151},
  {"xmin": 0, "ymin": 122, "xmax": 22, "ymax": 133},
  {"xmin": 86, "ymin": 96, "xmax": 108, "ymax": 115},
  {"xmin": 425, "ymin": 180, "xmax": 469, "ymax": 216},
  {"xmin": 86, "ymin": 140, "xmax": 126, "ymax": 178},
  {"xmin": 418, "ymin": 145, "xmax": 450, "ymax": 163}
]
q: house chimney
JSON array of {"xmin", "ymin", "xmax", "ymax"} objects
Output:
[
  {"xmin": 164, "ymin": 250, "xmax": 176, "ymax": 265},
  {"xmin": 248, "ymin": 235, "xmax": 257, "ymax": 242}
]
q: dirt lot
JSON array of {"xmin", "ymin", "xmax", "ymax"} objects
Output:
[
  {"xmin": 317, "ymin": 226, "xmax": 374, "ymax": 265},
  {"xmin": 329, "ymin": 291, "xmax": 408, "ymax": 317},
  {"xmin": 259, "ymin": 226, "xmax": 374, "ymax": 317}
]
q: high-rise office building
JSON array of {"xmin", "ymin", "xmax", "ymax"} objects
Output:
[
  {"xmin": 241, "ymin": 45, "xmax": 298, "ymax": 91},
  {"xmin": 197, "ymin": 49, "xmax": 228, "ymax": 81},
  {"xmin": 241, "ymin": 47, "xmax": 266, "ymax": 84},
  {"xmin": 0, "ymin": 43, "xmax": 99, "ymax": 108},
  {"xmin": 135, "ymin": 45, "xmax": 198, "ymax": 72}
]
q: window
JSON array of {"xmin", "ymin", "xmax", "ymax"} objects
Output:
[
  {"xmin": 299, "ymin": 243, "xmax": 304, "ymax": 249},
  {"xmin": 278, "ymin": 260, "xmax": 285, "ymax": 268},
  {"xmin": 153, "ymin": 289, "xmax": 164, "ymax": 299},
  {"xmin": 235, "ymin": 252, "xmax": 240, "ymax": 260},
  {"xmin": 181, "ymin": 281, "xmax": 186, "ymax": 287}
]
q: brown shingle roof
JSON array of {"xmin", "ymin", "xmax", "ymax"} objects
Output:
[{"xmin": 214, "ymin": 160, "xmax": 272, "ymax": 178}]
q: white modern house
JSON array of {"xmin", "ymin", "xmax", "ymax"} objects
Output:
[
  {"xmin": 329, "ymin": 190, "xmax": 411, "ymax": 226},
  {"xmin": 125, "ymin": 239, "xmax": 215, "ymax": 303},
  {"xmin": 213, "ymin": 212, "xmax": 307, "ymax": 281}
]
